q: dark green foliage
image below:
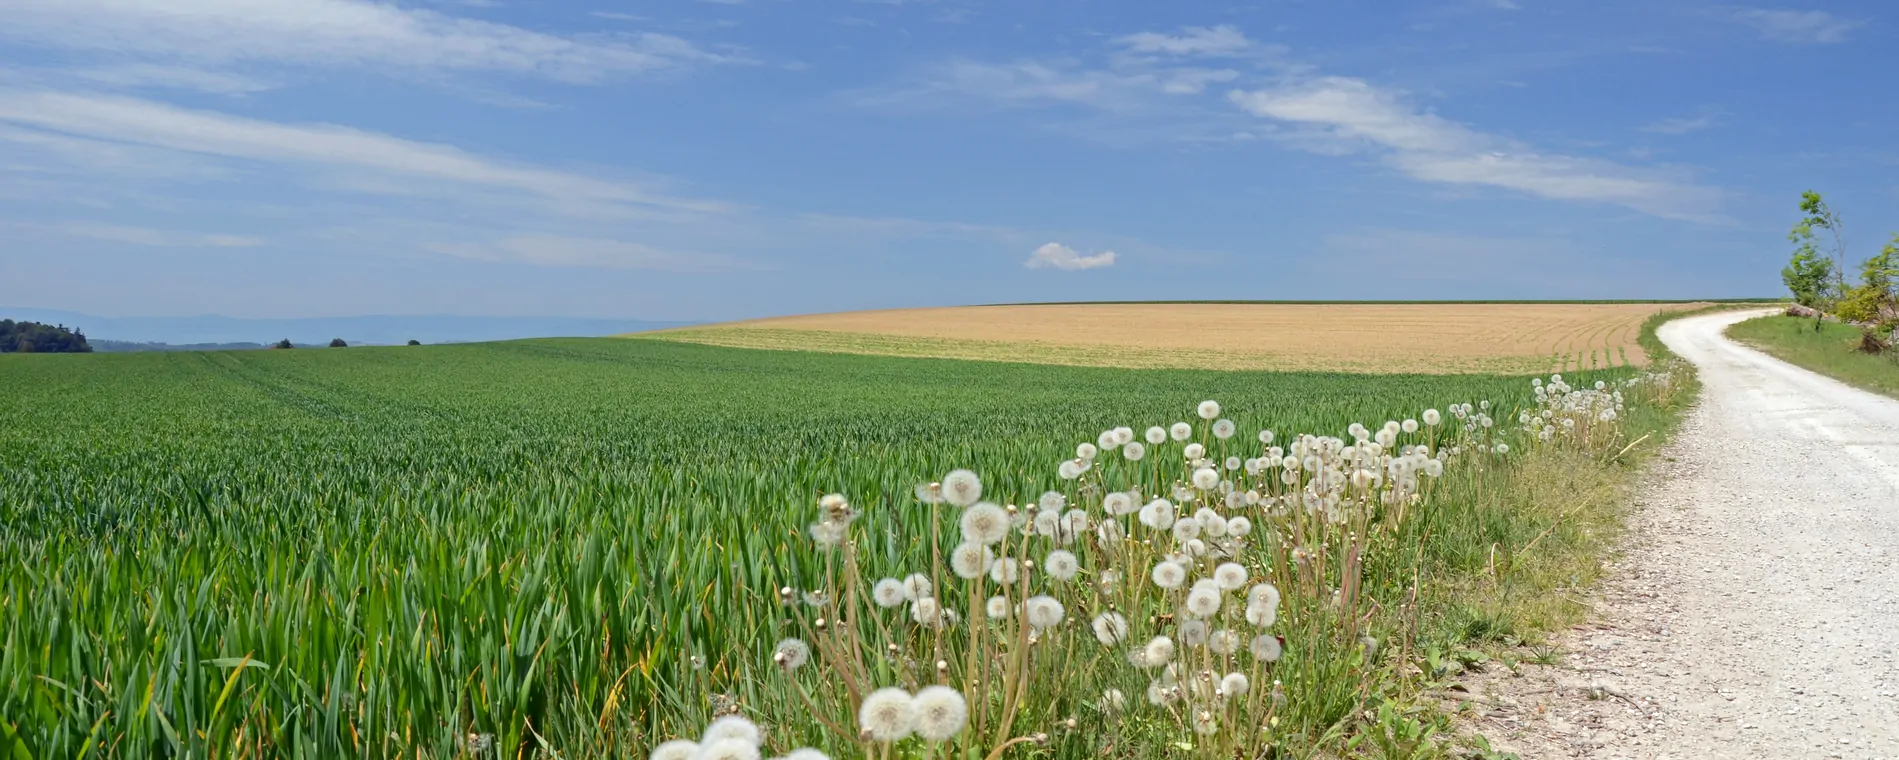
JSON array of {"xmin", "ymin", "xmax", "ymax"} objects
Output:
[
  {"xmin": 327, "ymin": 337, "xmax": 348, "ymax": 347},
  {"xmin": 407, "ymin": 339, "xmax": 421, "ymax": 346},
  {"xmin": 271, "ymin": 339, "xmax": 294, "ymax": 349},
  {"xmin": 0, "ymin": 320, "xmax": 92, "ymax": 353}
]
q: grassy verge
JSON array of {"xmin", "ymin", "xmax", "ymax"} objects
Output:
[{"xmin": 1727, "ymin": 314, "xmax": 1899, "ymax": 398}]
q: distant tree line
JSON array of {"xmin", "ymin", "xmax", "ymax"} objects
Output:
[{"xmin": 0, "ymin": 320, "xmax": 92, "ymax": 353}]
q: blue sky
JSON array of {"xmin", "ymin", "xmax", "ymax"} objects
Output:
[{"xmin": 1, "ymin": 0, "xmax": 1893, "ymax": 322}]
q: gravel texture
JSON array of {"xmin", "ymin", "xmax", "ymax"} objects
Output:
[{"xmin": 1464, "ymin": 309, "xmax": 1899, "ymax": 759}]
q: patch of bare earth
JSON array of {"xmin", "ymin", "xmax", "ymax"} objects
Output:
[{"xmin": 644, "ymin": 303, "xmax": 1706, "ymax": 374}]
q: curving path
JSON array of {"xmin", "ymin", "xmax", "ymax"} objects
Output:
[{"xmin": 1476, "ymin": 309, "xmax": 1899, "ymax": 759}]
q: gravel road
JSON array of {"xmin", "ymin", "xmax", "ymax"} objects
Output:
[{"xmin": 1468, "ymin": 309, "xmax": 1899, "ymax": 759}]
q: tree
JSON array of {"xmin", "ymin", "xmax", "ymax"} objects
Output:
[
  {"xmin": 271, "ymin": 339, "xmax": 295, "ymax": 349},
  {"xmin": 1837, "ymin": 234, "xmax": 1899, "ymax": 351},
  {"xmin": 329, "ymin": 338, "xmax": 349, "ymax": 348},
  {"xmin": 407, "ymin": 339, "xmax": 421, "ymax": 346},
  {"xmin": 1786, "ymin": 191, "xmax": 1849, "ymax": 329},
  {"xmin": 0, "ymin": 320, "xmax": 92, "ymax": 353}
]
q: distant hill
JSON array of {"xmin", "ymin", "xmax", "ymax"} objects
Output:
[{"xmin": 2, "ymin": 308, "xmax": 689, "ymax": 346}]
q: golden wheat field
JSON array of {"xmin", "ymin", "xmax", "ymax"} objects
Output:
[{"xmin": 641, "ymin": 302, "xmax": 1708, "ymax": 374}]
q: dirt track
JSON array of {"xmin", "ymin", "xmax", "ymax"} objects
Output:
[{"xmin": 1468, "ymin": 309, "xmax": 1899, "ymax": 758}]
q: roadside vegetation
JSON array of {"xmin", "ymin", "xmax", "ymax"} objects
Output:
[
  {"xmin": 1727, "ymin": 315, "xmax": 1899, "ymax": 398},
  {"xmin": 0, "ymin": 328, "xmax": 1697, "ymax": 759}
]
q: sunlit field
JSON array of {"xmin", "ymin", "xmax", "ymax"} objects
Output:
[
  {"xmin": 0, "ymin": 337, "xmax": 1686, "ymax": 758},
  {"xmin": 646, "ymin": 302, "xmax": 1711, "ymax": 375}
]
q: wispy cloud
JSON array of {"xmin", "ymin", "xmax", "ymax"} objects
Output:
[
  {"xmin": 54, "ymin": 221, "xmax": 265, "ymax": 248},
  {"xmin": 0, "ymin": 90, "xmax": 728, "ymax": 216},
  {"xmin": 1025, "ymin": 242, "xmax": 1116, "ymax": 270},
  {"xmin": 1113, "ymin": 25, "xmax": 1253, "ymax": 57},
  {"xmin": 1, "ymin": 0, "xmax": 744, "ymax": 83},
  {"xmin": 1640, "ymin": 111, "xmax": 1721, "ymax": 135},
  {"xmin": 1731, "ymin": 8, "xmax": 1861, "ymax": 44},
  {"xmin": 70, "ymin": 64, "xmax": 276, "ymax": 95},
  {"xmin": 1228, "ymin": 77, "xmax": 1720, "ymax": 221},
  {"xmin": 426, "ymin": 234, "xmax": 761, "ymax": 272}
]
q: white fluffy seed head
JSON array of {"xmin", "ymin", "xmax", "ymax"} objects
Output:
[
  {"xmin": 702, "ymin": 715, "xmax": 761, "ymax": 745},
  {"xmin": 1212, "ymin": 419, "xmax": 1236, "ymax": 439},
  {"xmin": 1170, "ymin": 422, "xmax": 1193, "ymax": 441},
  {"xmin": 872, "ymin": 578, "xmax": 905, "ymax": 608},
  {"xmin": 694, "ymin": 738, "xmax": 760, "ymax": 760},
  {"xmin": 1423, "ymin": 408, "xmax": 1441, "ymax": 426},
  {"xmin": 1114, "ymin": 426, "xmax": 1135, "ymax": 445},
  {"xmin": 1221, "ymin": 672, "xmax": 1250, "ymax": 697},
  {"xmin": 1146, "ymin": 426, "xmax": 1168, "ymax": 444},
  {"xmin": 949, "ymin": 542, "xmax": 993, "ymax": 580},
  {"xmin": 902, "ymin": 574, "xmax": 933, "ymax": 601},
  {"xmin": 1044, "ymin": 550, "xmax": 1080, "ymax": 581},
  {"xmin": 1251, "ymin": 634, "xmax": 1282, "ymax": 662},
  {"xmin": 985, "ymin": 595, "xmax": 1009, "ymax": 619},
  {"xmin": 1179, "ymin": 619, "xmax": 1208, "ymax": 647},
  {"xmin": 1024, "ymin": 595, "xmax": 1065, "ymax": 630},
  {"xmin": 648, "ymin": 739, "xmax": 698, "ymax": 760},
  {"xmin": 780, "ymin": 751, "xmax": 830, "ymax": 760},
  {"xmin": 989, "ymin": 557, "xmax": 1021, "ymax": 585},
  {"xmin": 910, "ymin": 597, "xmax": 943, "ymax": 627},
  {"xmin": 1138, "ymin": 499, "xmax": 1175, "ymax": 530},
  {"xmin": 1185, "ymin": 587, "xmax": 1222, "ymax": 618},
  {"xmin": 911, "ymin": 685, "xmax": 968, "ymax": 741},
  {"xmin": 1213, "ymin": 562, "xmax": 1248, "ymax": 591},
  {"xmin": 1171, "ymin": 517, "xmax": 1201, "ymax": 542},
  {"xmin": 1402, "ymin": 419, "xmax": 1419, "ymax": 434},
  {"xmin": 1183, "ymin": 442, "xmax": 1205, "ymax": 460},
  {"xmin": 1191, "ymin": 467, "xmax": 1219, "ymax": 490},
  {"xmin": 773, "ymin": 638, "xmax": 810, "ymax": 671},
  {"xmin": 1122, "ymin": 442, "xmax": 1146, "ymax": 461},
  {"xmin": 960, "ymin": 502, "xmax": 1009, "ymax": 546},
  {"xmin": 1226, "ymin": 516, "xmax": 1253, "ymax": 537},
  {"xmin": 858, "ymin": 688, "xmax": 916, "ymax": 742},
  {"xmin": 1144, "ymin": 635, "xmax": 1176, "ymax": 665},
  {"xmin": 1091, "ymin": 612, "xmax": 1129, "ymax": 645},
  {"xmin": 1102, "ymin": 491, "xmax": 1135, "ymax": 515},
  {"xmin": 1208, "ymin": 628, "xmax": 1240, "ymax": 655},
  {"xmin": 940, "ymin": 469, "xmax": 982, "ymax": 507},
  {"xmin": 1101, "ymin": 688, "xmax": 1127, "ymax": 713},
  {"xmin": 1198, "ymin": 400, "xmax": 1221, "ymax": 420},
  {"xmin": 1151, "ymin": 561, "xmax": 1187, "ymax": 589},
  {"xmin": 1039, "ymin": 491, "xmax": 1067, "ymax": 511}
]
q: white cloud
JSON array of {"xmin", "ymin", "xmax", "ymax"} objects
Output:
[
  {"xmin": 51, "ymin": 221, "xmax": 266, "ymax": 248},
  {"xmin": 426, "ymin": 234, "xmax": 758, "ymax": 272},
  {"xmin": 1732, "ymin": 8, "xmax": 1861, "ymax": 44},
  {"xmin": 1114, "ymin": 25, "xmax": 1253, "ymax": 57},
  {"xmin": 1229, "ymin": 77, "xmax": 1720, "ymax": 221},
  {"xmin": 1025, "ymin": 242, "xmax": 1116, "ymax": 270},
  {"xmin": 71, "ymin": 64, "xmax": 276, "ymax": 95},
  {"xmin": 1641, "ymin": 113, "xmax": 1719, "ymax": 135},
  {"xmin": 0, "ymin": 90, "xmax": 727, "ymax": 215},
  {"xmin": 0, "ymin": 0, "xmax": 741, "ymax": 83}
]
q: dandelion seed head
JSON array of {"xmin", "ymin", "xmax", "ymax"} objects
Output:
[
  {"xmin": 1100, "ymin": 688, "xmax": 1127, "ymax": 713},
  {"xmin": 989, "ymin": 557, "xmax": 1022, "ymax": 585},
  {"xmin": 695, "ymin": 738, "xmax": 761, "ymax": 760},
  {"xmin": 1091, "ymin": 612, "xmax": 1129, "ymax": 645},
  {"xmin": 1145, "ymin": 426, "xmax": 1168, "ymax": 444},
  {"xmin": 1184, "ymin": 442, "xmax": 1206, "ymax": 460},
  {"xmin": 902, "ymin": 574, "xmax": 933, "ymax": 601},
  {"xmin": 1138, "ymin": 499, "xmax": 1176, "ymax": 530},
  {"xmin": 1057, "ymin": 460, "xmax": 1083, "ymax": 480},
  {"xmin": 858, "ymin": 687, "xmax": 916, "ymax": 742},
  {"xmin": 950, "ymin": 542, "xmax": 993, "ymax": 580},
  {"xmin": 1191, "ymin": 467, "xmax": 1219, "ymax": 490},
  {"xmin": 912, "ymin": 685, "xmax": 968, "ymax": 741},
  {"xmin": 986, "ymin": 595, "xmax": 1009, "ymax": 619},
  {"xmin": 1113, "ymin": 426, "xmax": 1135, "ymax": 445},
  {"xmin": 1171, "ymin": 517, "xmax": 1202, "ymax": 542},
  {"xmin": 1094, "ymin": 431, "xmax": 1116, "ymax": 451},
  {"xmin": 702, "ymin": 715, "xmax": 762, "ymax": 746},
  {"xmin": 959, "ymin": 502, "xmax": 1010, "ymax": 546},
  {"xmin": 1251, "ymin": 634, "xmax": 1283, "ymax": 662},
  {"xmin": 1096, "ymin": 520, "xmax": 1125, "ymax": 544},
  {"xmin": 1226, "ymin": 516, "xmax": 1253, "ymax": 537},
  {"xmin": 1179, "ymin": 619, "xmax": 1208, "ymax": 647},
  {"xmin": 808, "ymin": 521, "xmax": 846, "ymax": 548},
  {"xmin": 1025, "ymin": 595, "xmax": 1066, "ymax": 630},
  {"xmin": 910, "ymin": 597, "xmax": 943, "ymax": 627},
  {"xmin": 1044, "ymin": 550, "xmax": 1080, "ymax": 581},
  {"xmin": 1170, "ymin": 422, "xmax": 1193, "ymax": 441},
  {"xmin": 941, "ymin": 469, "xmax": 982, "ymax": 507},
  {"xmin": 1221, "ymin": 672, "xmax": 1250, "ymax": 697},
  {"xmin": 1208, "ymin": 628, "xmax": 1240, "ymax": 655},
  {"xmin": 1422, "ymin": 409, "xmax": 1441, "ymax": 426},
  {"xmin": 1213, "ymin": 562, "xmax": 1247, "ymax": 591},
  {"xmin": 1102, "ymin": 491, "xmax": 1135, "ymax": 515},
  {"xmin": 1247, "ymin": 583, "xmax": 1281, "ymax": 612},
  {"xmin": 872, "ymin": 578, "xmax": 906, "ymax": 608},
  {"xmin": 1186, "ymin": 587, "xmax": 1222, "ymax": 618},
  {"xmin": 1146, "ymin": 681, "xmax": 1175, "ymax": 705},
  {"xmin": 1212, "ymin": 419, "xmax": 1236, "ymax": 439},
  {"xmin": 1122, "ymin": 442, "xmax": 1146, "ymax": 461},
  {"xmin": 780, "ymin": 751, "xmax": 830, "ymax": 760},
  {"xmin": 1192, "ymin": 710, "xmax": 1218, "ymax": 736},
  {"xmin": 1144, "ymin": 635, "xmax": 1176, "ymax": 665},
  {"xmin": 649, "ymin": 740, "xmax": 698, "ymax": 760},
  {"xmin": 1151, "ymin": 561, "xmax": 1187, "ymax": 589},
  {"xmin": 773, "ymin": 638, "xmax": 810, "ymax": 671}
]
